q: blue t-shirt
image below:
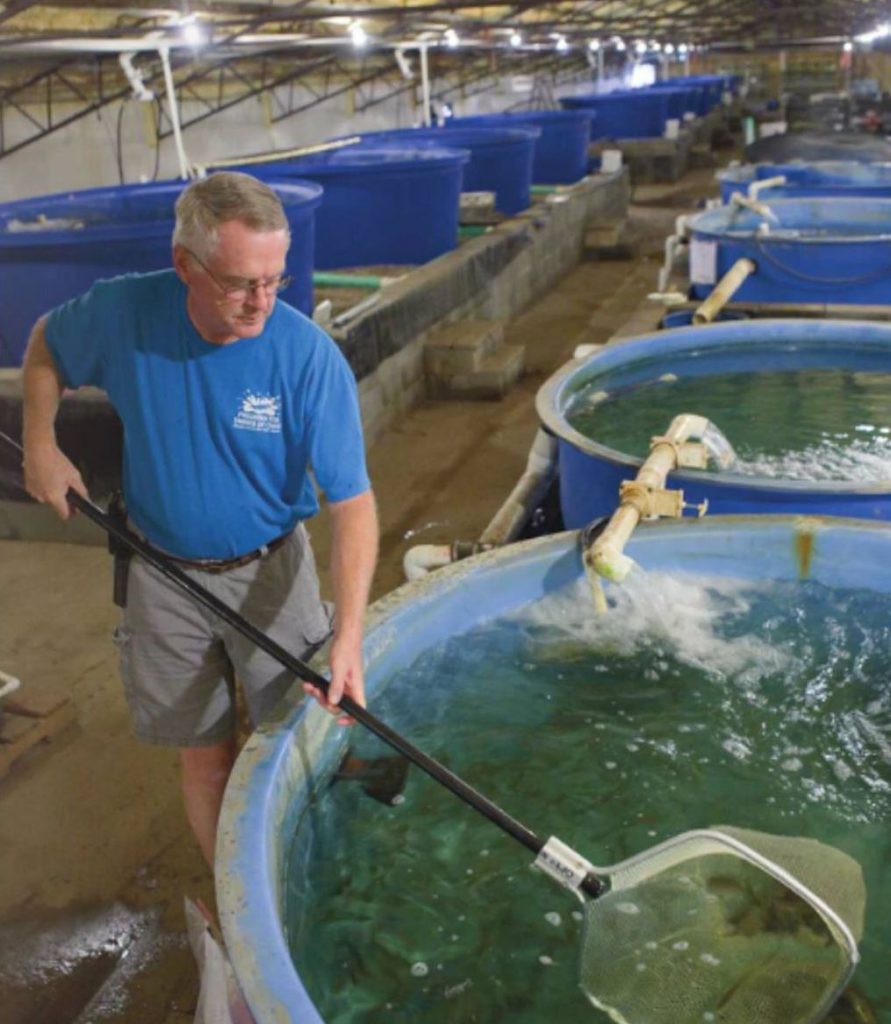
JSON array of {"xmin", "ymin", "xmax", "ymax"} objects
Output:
[{"xmin": 45, "ymin": 270, "xmax": 370, "ymax": 559}]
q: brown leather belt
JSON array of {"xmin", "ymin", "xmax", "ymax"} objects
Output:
[{"xmin": 167, "ymin": 529, "xmax": 293, "ymax": 574}]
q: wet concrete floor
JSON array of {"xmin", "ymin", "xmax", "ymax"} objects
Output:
[{"xmin": 0, "ymin": 168, "xmax": 719, "ymax": 1024}]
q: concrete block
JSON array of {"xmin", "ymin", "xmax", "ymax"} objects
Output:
[
  {"xmin": 432, "ymin": 344, "xmax": 525, "ymax": 400},
  {"xmin": 424, "ymin": 319, "xmax": 505, "ymax": 376}
]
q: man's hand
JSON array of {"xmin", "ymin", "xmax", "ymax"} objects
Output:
[
  {"xmin": 302, "ymin": 632, "xmax": 366, "ymax": 726},
  {"xmin": 23, "ymin": 442, "xmax": 88, "ymax": 520}
]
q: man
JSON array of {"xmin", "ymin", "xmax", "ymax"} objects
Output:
[{"xmin": 21, "ymin": 171, "xmax": 378, "ymax": 868}]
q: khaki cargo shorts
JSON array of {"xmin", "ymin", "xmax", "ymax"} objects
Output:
[{"xmin": 113, "ymin": 525, "xmax": 332, "ymax": 747}]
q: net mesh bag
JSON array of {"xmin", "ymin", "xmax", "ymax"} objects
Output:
[{"xmin": 580, "ymin": 826, "xmax": 865, "ymax": 1024}]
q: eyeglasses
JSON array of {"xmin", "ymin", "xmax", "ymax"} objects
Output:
[{"xmin": 185, "ymin": 248, "xmax": 292, "ymax": 301}]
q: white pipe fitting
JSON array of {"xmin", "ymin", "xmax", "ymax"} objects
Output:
[
  {"xmin": 748, "ymin": 175, "xmax": 787, "ymax": 200},
  {"xmin": 403, "ymin": 544, "xmax": 453, "ymax": 582},
  {"xmin": 0, "ymin": 669, "xmax": 21, "ymax": 702}
]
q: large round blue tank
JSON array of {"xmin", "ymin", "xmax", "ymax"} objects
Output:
[
  {"xmin": 718, "ymin": 161, "xmax": 891, "ymax": 203},
  {"xmin": 236, "ymin": 146, "xmax": 468, "ymax": 270},
  {"xmin": 444, "ymin": 111, "xmax": 592, "ymax": 184},
  {"xmin": 353, "ymin": 126, "xmax": 538, "ymax": 215},
  {"xmin": 536, "ymin": 319, "xmax": 891, "ymax": 529},
  {"xmin": 217, "ymin": 515, "xmax": 891, "ymax": 1022},
  {"xmin": 687, "ymin": 197, "xmax": 891, "ymax": 305},
  {"xmin": 0, "ymin": 178, "xmax": 322, "ymax": 367},
  {"xmin": 560, "ymin": 91, "xmax": 672, "ymax": 140}
]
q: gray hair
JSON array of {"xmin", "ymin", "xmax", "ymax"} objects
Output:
[{"xmin": 173, "ymin": 171, "xmax": 290, "ymax": 260}]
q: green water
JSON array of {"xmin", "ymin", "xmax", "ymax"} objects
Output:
[
  {"xmin": 284, "ymin": 574, "xmax": 891, "ymax": 1023},
  {"xmin": 565, "ymin": 366, "xmax": 891, "ymax": 481}
]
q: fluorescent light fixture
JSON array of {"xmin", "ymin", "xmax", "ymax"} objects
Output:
[
  {"xmin": 588, "ymin": 38, "xmax": 600, "ymax": 51},
  {"xmin": 444, "ymin": 27, "xmax": 459, "ymax": 48},
  {"xmin": 510, "ymin": 30, "xmax": 522, "ymax": 47},
  {"xmin": 172, "ymin": 12, "xmax": 206, "ymax": 47},
  {"xmin": 350, "ymin": 21, "xmax": 367, "ymax": 48}
]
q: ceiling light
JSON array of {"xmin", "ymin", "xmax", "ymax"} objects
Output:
[
  {"xmin": 588, "ymin": 38, "xmax": 601, "ymax": 51},
  {"xmin": 350, "ymin": 21, "xmax": 367, "ymax": 48},
  {"xmin": 634, "ymin": 39, "xmax": 647, "ymax": 54},
  {"xmin": 614, "ymin": 37, "xmax": 626, "ymax": 52},
  {"xmin": 843, "ymin": 40, "xmax": 854, "ymax": 52},
  {"xmin": 444, "ymin": 28, "xmax": 459, "ymax": 48},
  {"xmin": 664, "ymin": 43, "xmax": 675, "ymax": 54},
  {"xmin": 510, "ymin": 30, "xmax": 522, "ymax": 47},
  {"xmin": 555, "ymin": 35, "xmax": 569, "ymax": 52}
]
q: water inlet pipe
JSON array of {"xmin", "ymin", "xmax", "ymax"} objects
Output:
[
  {"xmin": 402, "ymin": 428, "xmax": 559, "ymax": 581},
  {"xmin": 692, "ymin": 257, "xmax": 756, "ymax": 324},
  {"xmin": 312, "ymin": 271, "xmax": 402, "ymax": 290},
  {"xmin": 748, "ymin": 175, "xmax": 787, "ymax": 200},
  {"xmin": 583, "ymin": 413, "xmax": 713, "ymax": 582},
  {"xmin": 198, "ymin": 137, "xmax": 361, "ymax": 176},
  {"xmin": 729, "ymin": 190, "xmax": 778, "ymax": 223}
]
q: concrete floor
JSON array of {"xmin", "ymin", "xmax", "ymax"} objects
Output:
[{"xmin": 0, "ymin": 170, "xmax": 712, "ymax": 1024}]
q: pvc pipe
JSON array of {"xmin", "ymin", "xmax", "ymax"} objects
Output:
[
  {"xmin": 205, "ymin": 137, "xmax": 361, "ymax": 172},
  {"xmin": 0, "ymin": 669, "xmax": 21, "ymax": 702},
  {"xmin": 748, "ymin": 175, "xmax": 786, "ymax": 200},
  {"xmin": 158, "ymin": 45, "xmax": 190, "ymax": 180},
  {"xmin": 313, "ymin": 272, "xmax": 389, "ymax": 289},
  {"xmin": 459, "ymin": 225, "xmax": 490, "ymax": 237},
  {"xmin": 692, "ymin": 257, "xmax": 756, "ymax": 324},
  {"xmin": 479, "ymin": 429, "xmax": 558, "ymax": 547},
  {"xmin": 585, "ymin": 413, "xmax": 710, "ymax": 582},
  {"xmin": 403, "ymin": 544, "xmax": 453, "ymax": 582},
  {"xmin": 420, "ymin": 43, "xmax": 432, "ymax": 127},
  {"xmin": 729, "ymin": 190, "xmax": 778, "ymax": 222}
]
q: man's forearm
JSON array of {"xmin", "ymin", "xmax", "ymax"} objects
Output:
[
  {"xmin": 22, "ymin": 319, "xmax": 64, "ymax": 451},
  {"xmin": 328, "ymin": 490, "xmax": 379, "ymax": 642}
]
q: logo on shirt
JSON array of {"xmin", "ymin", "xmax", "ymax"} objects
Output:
[{"xmin": 233, "ymin": 391, "xmax": 282, "ymax": 433}]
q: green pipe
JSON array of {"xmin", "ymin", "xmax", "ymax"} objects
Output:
[
  {"xmin": 312, "ymin": 271, "xmax": 383, "ymax": 289},
  {"xmin": 458, "ymin": 225, "xmax": 490, "ymax": 237},
  {"xmin": 530, "ymin": 184, "xmax": 560, "ymax": 194}
]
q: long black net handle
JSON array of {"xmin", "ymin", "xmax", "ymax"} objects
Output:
[{"xmin": 0, "ymin": 429, "xmax": 607, "ymax": 898}]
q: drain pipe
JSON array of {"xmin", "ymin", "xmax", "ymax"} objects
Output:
[
  {"xmin": 583, "ymin": 414, "xmax": 711, "ymax": 582},
  {"xmin": 479, "ymin": 429, "xmax": 558, "ymax": 546},
  {"xmin": 402, "ymin": 428, "xmax": 559, "ymax": 581},
  {"xmin": 692, "ymin": 257, "xmax": 756, "ymax": 324},
  {"xmin": 656, "ymin": 214, "xmax": 692, "ymax": 293}
]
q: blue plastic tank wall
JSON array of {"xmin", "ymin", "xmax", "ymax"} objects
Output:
[
  {"xmin": 687, "ymin": 197, "xmax": 891, "ymax": 305},
  {"xmin": 535, "ymin": 319, "xmax": 891, "ymax": 528},
  {"xmin": 216, "ymin": 516, "xmax": 891, "ymax": 1024},
  {"xmin": 352, "ymin": 126, "xmax": 538, "ymax": 215},
  {"xmin": 444, "ymin": 111, "xmax": 592, "ymax": 185},
  {"xmin": 718, "ymin": 162, "xmax": 891, "ymax": 203},
  {"xmin": 646, "ymin": 85, "xmax": 699, "ymax": 120},
  {"xmin": 239, "ymin": 146, "xmax": 468, "ymax": 269},
  {"xmin": 559, "ymin": 91, "xmax": 672, "ymax": 140},
  {"xmin": 0, "ymin": 178, "xmax": 322, "ymax": 367}
]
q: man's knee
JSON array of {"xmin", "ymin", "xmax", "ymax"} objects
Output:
[{"xmin": 180, "ymin": 739, "xmax": 236, "ymax": 787}]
